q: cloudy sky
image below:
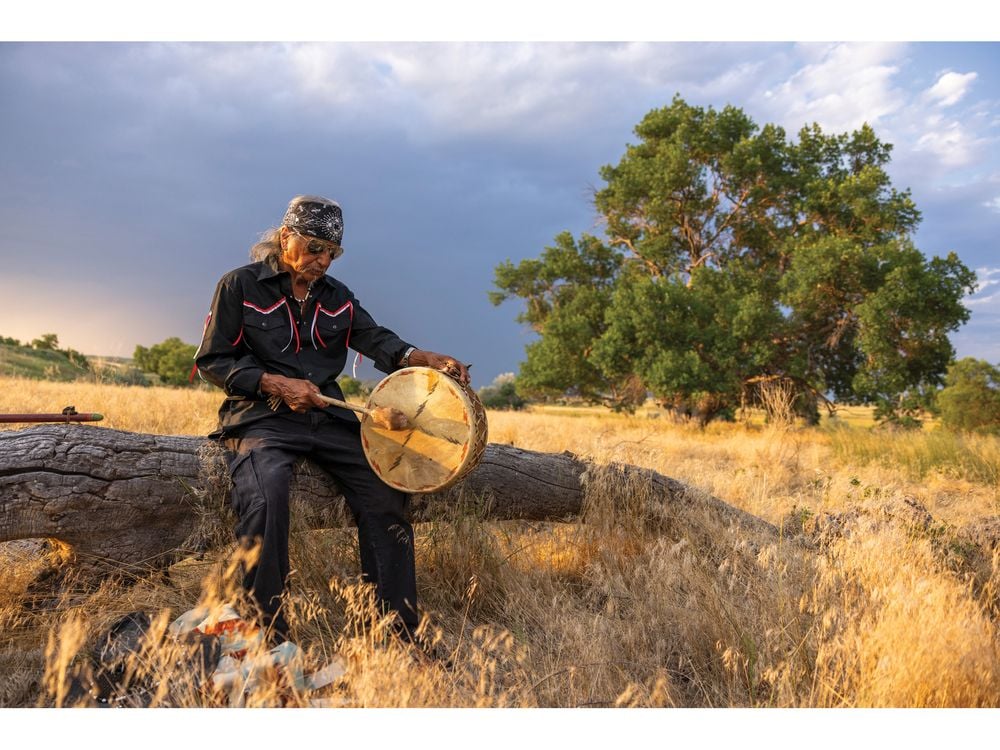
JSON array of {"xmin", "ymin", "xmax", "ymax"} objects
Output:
[{"xmin": 1, "ymin": 31, "xmax": 998, "ymax": 386}]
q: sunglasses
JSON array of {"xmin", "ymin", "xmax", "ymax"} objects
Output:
[{"xmin": 292, "ymin": 230, "xmax": 343, "ymax": 259}]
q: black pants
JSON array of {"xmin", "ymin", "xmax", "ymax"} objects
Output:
[{"xmin": 224, "ymin": 411, "xmax": 417, "ymax": 642}]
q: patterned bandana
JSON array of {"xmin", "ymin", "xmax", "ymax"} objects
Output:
[{"xmin": 282, "ymin": 195, "xmax": 344, "ymax": 246}]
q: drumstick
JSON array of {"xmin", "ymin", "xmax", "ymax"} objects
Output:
[
  {"xmin": 265, "ymin": 392, "xmax": 412, "ymax": 430},
  {"xmin": 314, "ymin": 394, "xmax": 412, "ymax": 431}
]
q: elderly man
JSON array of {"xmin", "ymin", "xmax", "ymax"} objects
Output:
[{"xmin": 195, "ymin": 194, "xmax": 469, "ymax": 645}]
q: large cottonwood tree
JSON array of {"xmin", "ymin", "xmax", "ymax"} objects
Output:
[{"xmin": 492, "ymin": 96, "xmax": 976, "ymax": 425}]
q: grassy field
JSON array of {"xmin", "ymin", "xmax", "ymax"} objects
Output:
[
  {"xmin": 0, "ymin": 343, "xmax": 91, "ymax": 381},
  {"xmin": 1, "ymin": 375, "xmax": 998, "ymax": 707}
]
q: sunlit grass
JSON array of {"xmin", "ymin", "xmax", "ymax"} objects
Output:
[
  {"xmin": 1, "ymin": 377, "xmax": 998, "ymax": 707},
  {"xmin": 826, "ymin": 424, "xmax": 1000, "ymax": 487},
  {"xmin": 0, "ymin": 375, "xmax": 220, "ymax": 435}
]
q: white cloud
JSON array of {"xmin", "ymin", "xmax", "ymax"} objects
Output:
[
  {"xmin": 865, "ymin": 78, "xmax": 996, "ymax": 181},
  {"xmin": 984, "ymin": 197, "xmax": 1000, "ymax": 213},
  {"xmin": 965, "ymin": 267, "xmax": 1000, "ymax": 309},
  {"xmin": 915, "ymin": 118, "xmax": 986, "ymax": 169},
  {"xmin": 80, "ymin": 42, "xmax": 999, "ymax": 183},
  {"xmin": 689, "ymin": 59, "xmax": 769, "ymax": 100},
  {"xmin": 194, "ymin": 42, "xmax": 651, "ymax": 137},
  {"xmin": 973, "ymin": 266, "xmax": 1000, "ymax": 290},
  {"xmin": 966, "ymin": 291, "xmax": 1000, "ymax": 307},
  {"xmin": 759, "ymin": 43, "xmax": 908, "ymax": 134},
  {"xmin": 749, "ymin": 46, "xmax": 996, "ymax": 182},
  {"xmin": 285, "ymin": 44, "xmax": 392, "ymax": 105},
  {"xmin": 924, "ymin": 70, "xmax": 977, "ymax": 107},
  {"xmin": 371, "ymin": 43, "xmax": 597, "ymax": 133},
  {"xmin": 259, "ymin": 42, "xmax": 780, "ymax": 139}
]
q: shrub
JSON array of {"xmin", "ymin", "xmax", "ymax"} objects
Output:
[
  {"xmin": 31, "ymin": 333, "xmax": 60, "ymax": 351},
  {"xmin": 478, "ymin": 373, "xmax": 527, "ymax": 410},
  {"xmin": 134, "ymin": 338, "xmax": 198, "ymax": 387},
  {"xmin": 937, "ymin": 358, "xmax": 1000, "ymax": 434}
]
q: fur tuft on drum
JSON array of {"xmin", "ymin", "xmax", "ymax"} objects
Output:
[{"xmin": 359, "ymin": 367, "xmax": 488, "ymax": 494}]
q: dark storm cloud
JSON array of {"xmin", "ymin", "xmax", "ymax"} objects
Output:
[
  {"xmin": 1, "ymin": 42, "xmax": 997, "ymax": 384},
  {"xmin": 0, "ymin": 43, "xmax": 625, "ymax": 383}
]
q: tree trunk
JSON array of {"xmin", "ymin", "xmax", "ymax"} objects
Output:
[{"xmin": 0, "ymin": 425, "xmax": 777, "ymax": 571}]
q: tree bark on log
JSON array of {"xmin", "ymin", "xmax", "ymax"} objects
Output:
[{"xmin": 0, "ymin": 425, "xmax": 778, "ymax": 571}]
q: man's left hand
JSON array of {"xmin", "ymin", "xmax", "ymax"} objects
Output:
[{"xmin": 406, "ymin": 350, "xmax": 470, "ymax": 386}]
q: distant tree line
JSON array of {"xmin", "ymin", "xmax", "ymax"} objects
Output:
[
  {"xmin": 478, "ymin": 373, "xmax": 527, "ymax": 410},
  {"xmin": 1, "ymin": 332, "xmax": 91, "ymax": 372},
  {"xmin": 491, "ymin": 96, "xmax": 978, "ymax": 428},
  {"xmin": 6, "ymin": 326, "xmax": 994, "ymax": 432}
]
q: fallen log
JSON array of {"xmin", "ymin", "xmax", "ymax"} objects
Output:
[{"xmin": 0, "ymin": 424, "xmax": 778, "ymax": 571}]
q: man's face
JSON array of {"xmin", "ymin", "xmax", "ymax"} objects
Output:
[{"xmin": 279, "ymin": 227, "xmax": 340, "ymax": 281}]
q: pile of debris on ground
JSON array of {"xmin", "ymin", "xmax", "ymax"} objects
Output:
[{"xmin": 62, "ymin": 605, "xmax": 347, "ymax": 707}]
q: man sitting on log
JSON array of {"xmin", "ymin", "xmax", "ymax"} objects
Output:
[{"xmin": 194, "ymin": 194, "xmax": 470, "ymax": 646}]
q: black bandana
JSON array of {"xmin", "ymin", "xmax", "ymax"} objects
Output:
[{"xmin": 282, "ymin": 197, "xmax": 344, "ymax": 246}]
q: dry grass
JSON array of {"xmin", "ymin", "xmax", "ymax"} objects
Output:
[
  {"xmin": 1, "ymin": 377, "xmax": 998, "ymax": 707},
  {"xmin": 0, "ymin": 375, "xmax": 220, "ymax": 435}
]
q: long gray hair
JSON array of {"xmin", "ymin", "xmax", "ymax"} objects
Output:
[{"xmin": 250, "ymin": 226, "xmax": 282, "ymax": 263}]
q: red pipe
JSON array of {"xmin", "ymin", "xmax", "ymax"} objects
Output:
[{"xmin": 0, "ymin": 413, "xmax": 104, "ymax": 423}]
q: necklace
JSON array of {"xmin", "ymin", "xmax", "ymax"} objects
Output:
[{"xmin": 292, "ymin": 282, "xmax": 313, "ymax": 304}]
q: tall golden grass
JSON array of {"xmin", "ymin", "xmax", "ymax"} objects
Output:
[{"xmin": 1, "ymin": 375, "xmax": 997, "ymax": 707}]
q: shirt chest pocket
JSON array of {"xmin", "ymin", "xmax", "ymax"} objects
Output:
[
  {"xmin": 242, "ymin": 299, "xmax": 298, "ymax": 356},
  {"xmin": 311, "ymin": 301, "xmax": 353, "ymax": 350}
]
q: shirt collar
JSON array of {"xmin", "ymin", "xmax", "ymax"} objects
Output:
[{"xmin": 256, "ymin": 257, "xmax": 282, "ymax": 281}]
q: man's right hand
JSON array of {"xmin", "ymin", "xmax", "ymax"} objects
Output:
[{"xmin": 259, "ymin": 373, "xmax": 328, "ymax": 413}]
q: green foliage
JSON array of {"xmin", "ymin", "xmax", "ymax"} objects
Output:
[
  {"xmin": 0, "ymin": 335, "xmax": 22, "ymax": 346},
  {"xmin": 133, "ymin": 337, "xmax": 198, "ymax": 387},
  {"xmin": 937, "ymin": 358, "xmax": 1000, "ymax": 434},
  {"xmin": 337, "ymin": 374, "xmax": 371, "ymax": 397},
  {"xmin": 60, "ymin": 347, "xmax": 91, "ymax": 372},
  {"xmin": 18, "ymin": 333, "xmax": 91, "ymax": 372},
  {"xmin": 491, "ymin": 232, "xmax": 630, "ymax": 405},
  {"xmin": 0, "ymin": 342, "xmax": 90, "ymax": 381},
  {"xmin": 478, "ymin": 373, "xmax": 527, "ymax": 410},
  {"xmin": 492, "ymin": 96, "xmax": 975, "ymax": 425},
  {"xmin": 850, "ymin": 248, "xmax": 975, "ymax": 427},
  {"xmin": 30, "ymin": 333, "xmax": 60, "ymax": 351}
]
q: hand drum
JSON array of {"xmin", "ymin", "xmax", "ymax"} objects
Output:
[{"xmin": 359, "ymin": 367, "xmax": 488, "ymax": 494}]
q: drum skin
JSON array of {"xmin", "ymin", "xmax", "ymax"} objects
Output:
[{"xmin": 359, "ymin": 367, "xmax": 489, "ymax": 494}]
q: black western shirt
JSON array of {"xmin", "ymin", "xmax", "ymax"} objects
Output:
[{"xmin": 195, "ymin": 259, "xmax": 414, "ymax": 437}]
